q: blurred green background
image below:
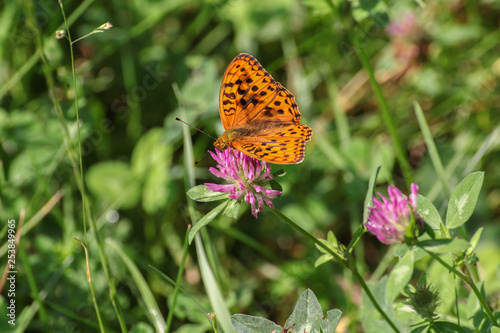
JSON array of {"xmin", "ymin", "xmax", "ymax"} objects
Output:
[{"xmin": 1, "ymin": 0, "xmax": 500, "ymax": 331}]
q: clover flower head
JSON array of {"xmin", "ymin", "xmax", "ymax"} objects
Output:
[
  {"xmin": 205, "ymin": 148, "xmax": 282, "ymax": 218},
  {"xmin": 365, "ymin": 183, "xmax": 420, "ymax": 244}
]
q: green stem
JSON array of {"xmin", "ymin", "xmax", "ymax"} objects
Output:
[
  {"xmin": 55, "ymin": 3, "xmax": 107, "ymax": 332},
  {"xmin": 71, "ymin": 25, "xmax": 109, "ymax": 45},
  {"xmin": 74, "ymin": 238, "xmax": 106, "ymax": 332},
  {"xmin": 268, "ymin": 207, "xmax": 400, "ymax": 333},
  {"xmin": 211, "ymin": 314, "xmax": 219, "ymax": 333},
  {"xmin": 425, "ymin": 251, "xmax": 499, "ymax": 327},
  {"xmin": 352, "ymin": 269, "xmax": 401, "ymax": 333},
  {"xmin": 347, "ymin": 31, "xmax": 413, "ymax": 188},
  {"xmin": 58, "ymin": 0, "xmax": 88, "ymax": 242},
  {"xmin": 166, "ymin": 225, "xmax": 192, "ymax": 332},
  {"xmin": 58, "ymin": 3, "xmax": 127, "ymax": 331},
  {"xmin": 268, "ymin": 208, "xmax": 346, "ymax": 265}
]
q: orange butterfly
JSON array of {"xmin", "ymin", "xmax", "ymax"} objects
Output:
[{"xmin": 214, "ymin": 53, "xmax": 312, "ymax": 164}]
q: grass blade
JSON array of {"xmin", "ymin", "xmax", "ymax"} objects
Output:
[
  {"xmin": 194, "ymin": 234, "xmax": 236, "ymax": 333},
  {"xmin": 106, "ymin": 239, "xmax": 167, "ymax": 332},
  {"xmin": 414, "ymin": 102, "xmax": 451, "ymax": 197}
]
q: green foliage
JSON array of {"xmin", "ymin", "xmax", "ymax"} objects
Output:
[
  {"xmin": 315, "ymin": 231, "xmax": 344, "ymax": 267},
  {"xmin": 107, "ymin": 239, "xmax": 167, "ymax": 332},
  {"xmin": 231, "ymin": 289, "xmax": 342, "ymax": 333},
  {"xmin": 417, "ymin": 239, "xmax": 470, "ymax": 254},
  {"xmin": 187, "ymin": 185, "xmax": 230, "ymax": 202},
  {"xmin": 189, "ymin": 200, "xmax": 229, "ymax": 244},
  {"xmin": 2, "ymin": 0, "xmax": 500, "ymax": 331},
  {"xmin": 360, "ymin": 277, "xmax": 402, "ymax": 333},
  {"xmin": 416, "ymin": 194, "xmax": 443, "ymax": 230},
  {"xmin": 386, "ymin": 250, "xmax": 414, "ymax": 303},
  {"xmin": 446, "ymin": 172, "xmax": 484, "ymax": 228}
]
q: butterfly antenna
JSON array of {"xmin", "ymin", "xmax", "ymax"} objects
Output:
[
  {"xmin": 175, "ymin": 117, "xmax": 216, "ymax": 140},
  {"xmin": 193, "ymin": 151, "xmax": 211, "ymax": 166}
]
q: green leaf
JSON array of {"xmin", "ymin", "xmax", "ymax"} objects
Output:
[
  {"xmin": 386, "ymin": 250, "xmax": 414, "ymax": 303},
  {"xmin": 232, "ymin": 290, "xmax": 342, "ymax": 333},
  {"xmin": 360, "ymin": 277, "xmax": 400, "ymax": 333},
  {"xmin": 393, "ymin": 244, "xmax": 408, "ymax": 258},
  {"xmin": 409, "ymin": 323, "xmax": 430, "ymax": 333},
  {"xmin": 142, "ymin": 165, "xmax": 169, "ymax": 214},
  {"xmin": 189, "ymin": 201, "xmax": 228, "ymax": 244},
  {"xmin": 86, "ymin": 161, "xmax": 140, "ymax": 208},
  {"xmin": 131, "ymin": 128, "xmax": 172, "ymax": 214},
  {"xmin": 417, "ymin": 239, "xmax": 470, "ymax": 254},
  {"xmin": 362, "ymin": 166, "xmax": 381, "ymax": 223},
  {"xmin": 223, "ymin": 199, "xmax": 240, "ymax": 219},
  {"xmin": 231, "ymin": 314, "xmax": 282, "ymax": 332},
  {"xmin": 426, "ymin": 254, "xmax": 456, "ymax": 312},
  {"xmin": 427, "ymin": 321, "xmax": 466, "ymax": 332},
  {"xmin": 187, "ymin": 185, "xmax": 229, "ymax": 202},
  {"xmin": 351, "ymin": 0, "xmax": 389, "ymax": 25},
  {"xmin": 315, "ymin": 254, "xmax": 333, "ymax": 267},
  {"xmin": 315, "ymin": 232, "xmax": 338, "ymax": 255},
  {"xmin": 319, "ymin": 309, "xmax": 342, "ymax": 332},
  {"xmin": 173, "ymin": 324, "xmax": 210, "ymax": 333},
  {"xmin": 466, "ymin": 227, "xmax": 483, "ymax": 256},
  {"xmin": 417, "ymin": 194, "xmax": 443, "ymax": 230},
  {"xmin": 269, "ymin": 179, "xmax": 283, "ymax": 193},
  {"xmin": 347, "ymin": 224, "xmax": 367, "ymax": 254},
  {"xmin": 315, "ymin": 231, "xmax": 344, "ymax": 266},
  {"xmin": 272, "ymin": 169, "xmax": 286, "ymax": 177},
  {"xmin": 284, "ymin": 289, "xmax": 323, "ymax": 332},
  {"xmin": 301, "ymin": 0, "xmax": 332, "ymax": 16},
  {"xmin": 394, "ymin": 242, "xmax": 428, "ymax": 262},
  {"xmin": 131, "ymin": 128, "xmax": 170, "ymax": 177},
  {"xmin": 446, "ymin": 172, "xmax": 484, "ymax": 228},
  {"xmin": 129, "ymin": 322, "xmax": 155, "ymax": 333}
]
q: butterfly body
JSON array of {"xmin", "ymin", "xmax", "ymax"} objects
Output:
[{"xmin": 215, "ymin": 53, "xmax": 312, "ymax": 164}]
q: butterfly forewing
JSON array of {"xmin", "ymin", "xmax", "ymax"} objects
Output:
[
  {"xmin": 219, "ymin": 54, "xmax": 275, "ymax": 129},
  {"xmin": 219, "ymin": 54, "xmax": 299, "ymax": 127},
  {"xmin": 243, "ymin": 83, "xmax": 302, "ymax": 126}
]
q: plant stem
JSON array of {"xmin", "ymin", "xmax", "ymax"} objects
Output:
[
  {"xmin": 425, "ymin": 251, "xmax": 499, "ymax": 327},
  {"xmin": 58, "ymin": 2, "xmax": 127, "ymax": 331},
  {"xmin": 58, "ymin": 0, "xmax": 88, "ymax": 241},
  {"xmin": 74, "ymin": 238, "xmax": 106, "ymax": 332},
  {"xmin": 268, "ymin": 208, "xmax": 346, "ymax": 265},
  {"xmin": 352, "ymin": 269, "xmax": 401, "ymax": 333},
  {"xmin": 166, "ymin": 225, "xmax": 192, "ymax": 332},
  {"xmin": 348, "ymin": 30, "xmax": 413, "ymax": 188},
  {"xmin": 269, "ymin": 207, "xmax": 401, "ymax": 333}
]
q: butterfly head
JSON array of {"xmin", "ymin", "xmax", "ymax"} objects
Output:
[{"xmin": 214, "ymin": 133, "xmax": 230, "ymax": 150}]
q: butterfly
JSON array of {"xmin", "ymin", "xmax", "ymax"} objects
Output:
[{"xmin": 214, "ymin": 53, "xmax": 312, "ymax": 164}]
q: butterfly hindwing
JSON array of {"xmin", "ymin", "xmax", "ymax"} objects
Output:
[{"xmin": 231, "ymin": 124, "xmax": 312, "ymax": 164}]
